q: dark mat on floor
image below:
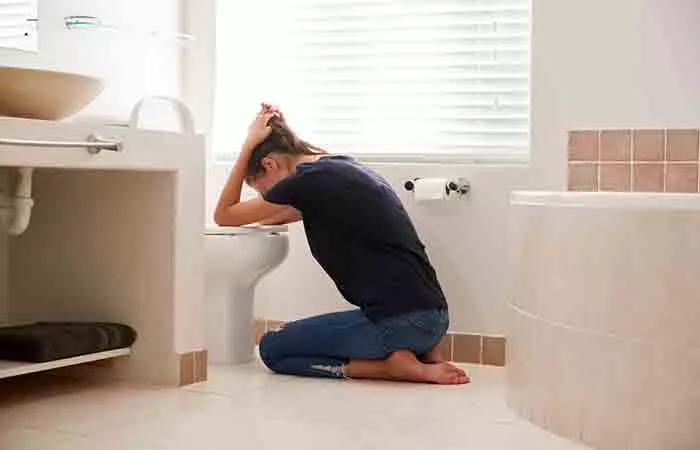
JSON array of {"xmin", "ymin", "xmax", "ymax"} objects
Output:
[{"xmin": 0, "ymin": 322, "xmax": 137, "ymax": 362}]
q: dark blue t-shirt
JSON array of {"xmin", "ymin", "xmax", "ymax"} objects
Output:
[{"xmin": 263, "ymin": 155, "xmax": 447, "ymax": 320}]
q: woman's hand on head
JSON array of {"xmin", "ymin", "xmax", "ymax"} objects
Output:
[
  {"xmin": 243, "ymin": 109, "xmax": 277, "ymax": 150},
  {"xmin": 261, "ymin": 102, "xmax": 285, "ymax": 122}
]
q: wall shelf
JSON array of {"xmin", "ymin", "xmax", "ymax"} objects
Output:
[
  {"xmin": 64, "ymin": 15, "xmax": 193, "ymax": 45},
  {"xmin": 0, "ymin": 348, "xmax": 131, "ymax": 379}
]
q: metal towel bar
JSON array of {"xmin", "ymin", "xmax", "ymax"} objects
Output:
[{"xmin": 0, "ymin": 133, "xmax": 122, "ymax": 154}]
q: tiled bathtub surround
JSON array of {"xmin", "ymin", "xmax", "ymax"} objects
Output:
[
  {"xmin": 568, "ymin": 129, "xmax": 700, "ymax": 192},
  {"xmin": 253, "ymin": 319, "xmax": 506, "ymax": 367},
  {"xmin": 508, "ymin": 192, "xmax": 700, "ymax": 450}
]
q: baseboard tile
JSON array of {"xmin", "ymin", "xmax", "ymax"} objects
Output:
[{"xmin": 254, "ymin": 319, "xmax": 506, "ymax": 367}]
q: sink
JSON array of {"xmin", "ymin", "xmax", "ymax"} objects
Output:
[{"xmin": 0, "ymin": 66, "xmax": 104, "ymax": 120}]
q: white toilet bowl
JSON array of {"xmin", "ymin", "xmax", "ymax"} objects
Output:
[{"xmin": 205, "ymin": 225, "xmax": 289, "ymax": 364}]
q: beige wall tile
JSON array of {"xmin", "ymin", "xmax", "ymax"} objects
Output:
[
  {"xmin": 453, "ymin": 334, "xmax": 482, "ymax": 364},
  {"xmin": 194, "ymin": 350, "xmax": 208, "ymax": 383},
  {"xmin": 483, "ymin": 336, "xmax": 506, "ymax": 367},
  {"xmin": 667, "ymin": 129, "xmax": 699, "ymax": 161},
  {"xmin": 266, "ymin": 320, "xmax": 285, "ymax": 332},
  {"xmin": 632, "ymin": 164, "xmax": 664, "ymax": 192},
  {"xmin": 569, "ymin": 131, "xmax": 599, "ymax": 161},
  {"xmin": 253, "ymin": 319, "xmax": 266, "ymax": 345},
  {"xmin": 600, "ymin": 130, "xmax": 631, "ymax": 161},
  {"xmin": 666, "ymin": 164, "xmax": 699, "ymax": 193},
  {"xmin": 633, "ymin": 130, "xmax": 665, "ymax": 161},
  {"xmin": 600, "ymin": 164, "xmax": 631, "ymax": 191},
  {"xmin": 568, "ymin": 163, "xmax": 598, "ymax": 191},
  {"xmin": 179, "ymin": 352, "xmax": 195, "ymax": 386},
  {"xmin": 437, "ymin": 334, "xmax": 453, "ymax": 361}
]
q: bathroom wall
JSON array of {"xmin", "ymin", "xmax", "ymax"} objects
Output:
[
  {"xmin": 0, "ymin": 0, "xmax": 182, "ymax": 121},
  {"xmin": 531, "ymin": 0, "xmax": 700, "ymax": 190},
  {"xmin": 195, "ymin": 0, "xmax": 700, "ymax": 335}
]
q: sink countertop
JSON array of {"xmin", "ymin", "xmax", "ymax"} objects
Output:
[{"xmin": 0, "ymin": 116, "xmax": 204, "ymax": 172}]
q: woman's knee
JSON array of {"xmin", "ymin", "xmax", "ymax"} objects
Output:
[{"xmin": 258, "ymin": 330, "xmax": 282, "ymax": 371}]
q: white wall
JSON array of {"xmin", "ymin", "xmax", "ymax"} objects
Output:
[
  {"xmin": 0, "ymin": 0, "xmax": 182, "ymax": 121},
  {"xmin": 182, "ymin": 0, "xmax": 215, "ymax": 138},
  {"xmin": 195, "ymin": 0, "xmax": 700, "ymax": 335},
  {"xmin": 531, "ymin": 0, "xmax": 700, "ymax": 189}
]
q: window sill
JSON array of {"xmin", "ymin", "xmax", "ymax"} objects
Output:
[{"xmin": 212, "ymin": 152, "xmax": 530, "ymax": 167}]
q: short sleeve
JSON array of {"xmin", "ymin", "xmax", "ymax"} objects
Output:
[{"xmin": 263, "ymin": 164, "xmax": 316, "ymax": 210}]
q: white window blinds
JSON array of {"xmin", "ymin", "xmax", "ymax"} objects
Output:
[
  {"xmin": 0, "ymin": 0, "xmax": 37, "ymax": 52},
  {"xmin": 213, "ymin": 0, "xmax": 530, "ymax": 161}
]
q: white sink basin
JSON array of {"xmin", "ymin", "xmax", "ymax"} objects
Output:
[{"xmin": 0, "ymin": 66, "xmax": 104, "ymax": 120}]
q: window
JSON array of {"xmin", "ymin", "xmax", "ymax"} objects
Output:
[
  {"xmin": 212, "ymin": 0, "xmax": 530, "ymax": 162},
  {"xmin": 0, "ymin": 0, "xmax": 38, "ymax": 52}
]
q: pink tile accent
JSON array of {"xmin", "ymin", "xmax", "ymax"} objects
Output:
[
  {"xmin": 600, "ymin": 164, "xmax": 631, "ymax": 192},
  {"xmin": 568, "ymin": 163, "xmax": 598, "ymax": 191},
  {"xmin": 569, "ymin": 131, "xmax": 599, "ymax": 161},
  {"xmin": 667, "ymin": 130, "xmax": 699, "ymax": 162},
  {"xmin": 666, "ymin": 164, "xmax": 699, "ymax": 193},
  {"xmin": 253, "ymin": 319, "xmax": 266, "ymax": 345},
  {"xmin": 568, "ymin": 128, "xmax": 700, "ymax": 194},
  {"xmin": 266, "ymin": 320, "xmax": 285, "ymax": 331},
  {"xmin": 194, "ymin": 350, "xmax": 208, "ymax": 383},
  {"xmin": 483, "ymin": 336, "xmax": 506, "ymax": 367},
  {"xmin": 632, "ymin": 164, "xmax": 664, "ymax": 192},
  {"xmin": 437, "ymin": 335, "xmax": 453, "ymax": 361},
  {"xmin": 179, "ymin": 352, "xmax": 195, "ymax": 386},
  {"xmin": 600, "ymin": 130, "xmax": 631, "ymax": 161},
  {"xmin": 453, "ymin": 334, "xmax": 482, "ymax": 364},
  {"xmin": 633, "ymin": 130, "xmax": 665, "ymax": 161}
]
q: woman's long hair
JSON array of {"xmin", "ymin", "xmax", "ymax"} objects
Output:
[{"xmin": 246, "ymin": 116, "xmax": 328, "ymax": 182}]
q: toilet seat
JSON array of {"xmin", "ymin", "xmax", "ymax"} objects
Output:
[{"xmin": 205, "ymin": 224, "xmax": 289, "ymax": 236}]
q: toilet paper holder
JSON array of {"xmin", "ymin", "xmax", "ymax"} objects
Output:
[{"xmin": 403, "ymin": 177, "xmax": 471, "ymax": 196}]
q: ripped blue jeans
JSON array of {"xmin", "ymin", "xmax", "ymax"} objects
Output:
[{"xmin": 258, "ymin": 309, "xmax": 449, "ymax": 379}]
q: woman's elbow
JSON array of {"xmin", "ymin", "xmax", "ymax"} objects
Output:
[
  {"xmin": 213, "ymin": 212, "xmax": 226, "ymax": 227},
  {"xmin": 213, "ymin": 210, "xmax": 241, "ymax": 227}
]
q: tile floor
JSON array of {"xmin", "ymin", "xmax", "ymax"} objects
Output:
[{"xmin": 0, "ymin": 363, "xmax": 591, "ymax": 450}]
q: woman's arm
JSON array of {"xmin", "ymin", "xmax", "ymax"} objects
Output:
[
  {"xmin": 214, "ymin": 108, "xmax": 289, "ymax": 227},
  {"xmin": 259, "ymin": 207, "xmax": 302, "ymax": 225}
]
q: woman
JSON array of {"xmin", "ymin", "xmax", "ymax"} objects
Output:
[{"xmin": 214, "ymin": 104, "xmax": 469, "ymax": 385}]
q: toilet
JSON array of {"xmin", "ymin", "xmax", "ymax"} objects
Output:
[{"xmin": 205, "ymin": 225, "xmax": 289, "ymax": 364}]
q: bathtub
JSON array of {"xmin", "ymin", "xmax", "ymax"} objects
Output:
[{"xmin": 507, "ymin": 191, "xmax": 700, "ymax": 450}]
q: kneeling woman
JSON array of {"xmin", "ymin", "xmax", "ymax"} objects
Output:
[{"xmin": 214, "ymin": 104, "xmax": 469, "ymax": 385}]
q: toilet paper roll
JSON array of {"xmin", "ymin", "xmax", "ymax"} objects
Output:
[{"xmin": 413, "ymin": 178, "xmax": 449, "ymax": 202}]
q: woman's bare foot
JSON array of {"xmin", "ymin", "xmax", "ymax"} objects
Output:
[
  {"xmin": 422, "ymin": 362, "xmax": 470, "ymax": 385},
  {"xmin": 386, "ymin": 352, "xmax": 469, "ymax": 385},
  {"xmin": 420, "ymin": 345, "xmax": 447, "ymax": 364},
  {"xmin": 345, "ymin": 350, "xmax": 469, "ymax": 385}
]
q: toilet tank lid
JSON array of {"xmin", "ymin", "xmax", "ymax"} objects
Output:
[{"xmin": 205, "ymin": 225, "xmax": 289, "ymax": 236}]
